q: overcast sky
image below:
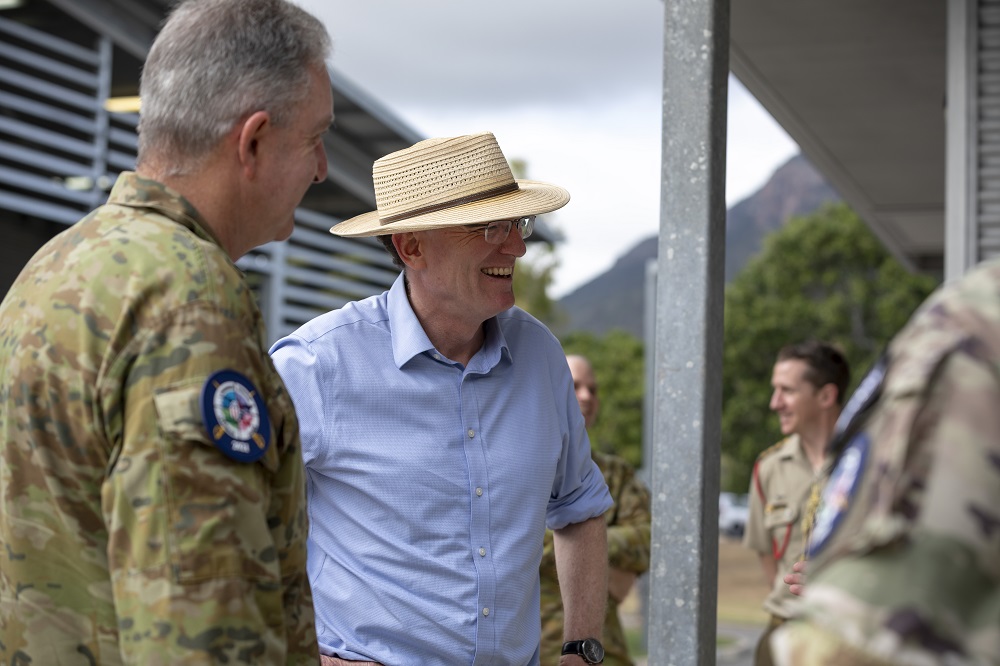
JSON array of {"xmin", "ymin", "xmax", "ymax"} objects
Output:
[{"xmin": 294, "ymin": 0, "xmax": 798, "ymax": 298}]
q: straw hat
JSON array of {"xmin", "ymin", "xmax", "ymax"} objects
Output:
[{"xmin": 330, "ymin": 132, "xmax": 570, "ymax": 237}]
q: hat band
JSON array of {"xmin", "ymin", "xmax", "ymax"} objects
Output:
[{"xmin": 379, "ymin": 182, "xmax": 520, "ymax": 225}]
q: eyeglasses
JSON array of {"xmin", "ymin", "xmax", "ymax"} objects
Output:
[{"xmin": 465, "ymin": 216, "xmax": 535, "ymax": 245}]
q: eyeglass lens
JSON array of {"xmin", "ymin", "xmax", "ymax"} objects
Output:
[{"xmin": 483, "ymin": 216, "xmax": 534, "ymax": 244}]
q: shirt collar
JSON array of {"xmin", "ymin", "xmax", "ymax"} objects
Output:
[
  {"xmin": 779, "ymin": 433, "xmax": 804, "ymax": 460},
  {"xmin": 472, "ymin": 316, "xmax": 512, "ymax": 373},
  {"xmin": 386, "ymin": 272, "xmax": 512, "ymax": 371},
  {"xmin": 108, "ymin": 172, "xmax": 225, "ymax": 250},
  {"xmin": 387, "ymin": 273, "xmax": 437, "ymax": 368}
]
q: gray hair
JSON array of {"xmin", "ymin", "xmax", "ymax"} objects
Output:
[
  {"xmin": 137, "ymin": 0, "xmax": 331, "ymax": 174},
  {"xmin": 378, "ymin": 234, "xmax": 405, "ymax": 270}
]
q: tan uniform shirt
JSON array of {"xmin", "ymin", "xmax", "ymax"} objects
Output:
[{"xmin": 744, "ymin": 434, "xmax": 822, "ymax": 618}]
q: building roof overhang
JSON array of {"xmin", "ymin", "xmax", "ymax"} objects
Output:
[{"xmin": 730, "ymin": 0, "xmax": 947, "ymax": 272}]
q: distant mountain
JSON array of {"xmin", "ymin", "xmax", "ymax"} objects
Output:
[{"xmin": 555, "ymin": 154, "xmax": 839, "ymax": 339}]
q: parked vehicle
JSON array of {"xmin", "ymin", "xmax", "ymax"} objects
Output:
[{"xmin": 719, "ymin": 492, "xmax": 750, "ymax": 538}]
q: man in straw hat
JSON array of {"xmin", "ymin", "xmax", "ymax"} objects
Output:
[
  {"xmin": 270, "ymin": 132, "xmax": 613, "ymax": 665},
  {"xmin": 0, "ymin": 0, "xmax": 331, "ymax": 662}
]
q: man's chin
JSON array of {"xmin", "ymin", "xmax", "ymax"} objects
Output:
[{"xmin": 275, "ymin": 219, "xmax": 295, "ymax": 242}]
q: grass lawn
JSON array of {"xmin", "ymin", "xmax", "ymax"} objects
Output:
[{"xmin": 618, "ymin": 537, "xmax": 770, "ymax": 659}]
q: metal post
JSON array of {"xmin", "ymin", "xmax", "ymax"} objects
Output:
[
  {"xmin": 944, "ymin": 0, "xmax": 977, "ymax": 281},
  {"xmin": 647, "ymin": 0, "xmax": 729, "ymax": 663},
  {"xmin": 642, "ymin": 258, "xmax": 658, "ymax": 478},
  {"xmin": 639, "ymin": 257, "xmax": 658, "ymax": 655}
]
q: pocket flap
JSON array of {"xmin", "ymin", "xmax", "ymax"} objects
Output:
[{"xmin": 764, "ymin": 502, "xmax": 800, "ymax": 529}]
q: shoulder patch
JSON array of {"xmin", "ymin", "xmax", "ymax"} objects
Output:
[
  {"xmin": 807, "ymin": 431, "xmax": 870, "ymax": 557},
  {"xmin": 199, "ymin": 369, "xmax": 271, "ymax": 463},
  {"xmin": 827, "ymin": 354, "xmax": 887, "ymax": 457},
  {"xmin": 756, "ymin": 436, "xmax": 791, "ymax": 463}
]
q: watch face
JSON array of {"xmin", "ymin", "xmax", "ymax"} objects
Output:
[{"xmin": 582, "ymin": 638, "xmax": 604, "ymax": 663}]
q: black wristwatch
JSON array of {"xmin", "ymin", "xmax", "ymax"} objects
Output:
[{"xmin": 562, "ymin": 638, "xmax": 604, "ymax": 664}]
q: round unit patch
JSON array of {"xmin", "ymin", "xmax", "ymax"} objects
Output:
[
  {"xmin": 807, "ymin": 432, "xmax": 870, "ymax": 558},
  {"xmin": 200, "ymin": 369, "xmax": 271, "ymax": 463}
]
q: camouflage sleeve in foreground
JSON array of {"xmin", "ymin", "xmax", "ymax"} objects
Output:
[
  {"xmin": 105, "ymin": 303, "xmax": 318, "ymax": 665},
  {"xmin": 772, "ymin": 264, "xmax": 1000, "ymax": 666}
]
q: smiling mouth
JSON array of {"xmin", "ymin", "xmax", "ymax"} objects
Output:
[{"xmin": 482, "ymin": 267, "xmax": 513, "ymax": 278}]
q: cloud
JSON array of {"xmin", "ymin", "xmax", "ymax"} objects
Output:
[
  {"xmin": 296, "ymin": 0, "xmax": 798, "ymax": 298},
  {"xmin": 311, "ymin": 0, "xmax": 664, "ymax": 109}
]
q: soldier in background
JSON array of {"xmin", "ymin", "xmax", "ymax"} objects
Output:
[
  {"xmin": 772, "ymin": 260, "xmax": 1000, "ymax": 665},
  {"xmin": 0, "ymin": 0, "xmax": 332, "ymax": 662},
  {"xmin": 743, "ymin": 341, "xmax": 849, "ymax": 666},
  {"xmin": 540, "ymin": 354, "xmax": 652, "ymax": 665}
]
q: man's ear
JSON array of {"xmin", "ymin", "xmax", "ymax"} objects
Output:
[
  {"xmin": 236, "ymin": 110, "xmax": 271, "ymax": 179},
  {"xmin": 393, "ymin": 232, "xmax": 426, "ymax": 270},
  {"xmin": 817, "ymin": 383, "xmax": 838, "ymax": 409}
]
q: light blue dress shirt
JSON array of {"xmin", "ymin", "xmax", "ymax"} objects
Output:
[{"xmin": 270, "ymin": 273, "xmax": 612, "ymax": 666}]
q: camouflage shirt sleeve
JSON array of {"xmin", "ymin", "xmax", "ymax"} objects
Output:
[
  {"xmin": 598, "ymin": 453, "xmax": 652, "ymax": 574},
  {"xmin": 102, "ymin": 299, "xmax": 317, "ymax": 665},
  {"xmin": 540, "ymin": 451, "xmax": 648, "ymax": 666}
]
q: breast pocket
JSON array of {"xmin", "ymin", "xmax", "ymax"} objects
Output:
[
  {"xmin": 764, "ymin": 501, "xmax": 799, "ymax": 530},
  {"xmin": 763, "ymin": 501, "xmax": 800, "ymax": 531}
]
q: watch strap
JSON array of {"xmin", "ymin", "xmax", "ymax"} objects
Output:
[{"xmin": 561, "ymin": 638, "xmax": 604, "ymax": 664}]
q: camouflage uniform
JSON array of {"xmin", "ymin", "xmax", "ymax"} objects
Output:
[
  {"xmin": 772, "ymin": 258, "xmax": 1000, "ymax": 666},
  {"xmin": 0, "ymin": 172, "xmax": 317, "ymax": 665},
  {"xmin": 540, "ymin": 450, "xmax": 651, "ymax": 665}
]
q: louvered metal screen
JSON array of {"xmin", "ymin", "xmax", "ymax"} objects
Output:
[
  {"xmin": 0, "ymin": 15, "xmax": 129, "ymax": 221},
  {"xmin": 979, "ymin": 0, "xmax": 1000, "ymax": 260},
  {"xmin": 239, "ymin": 213, "xmax": 398, "ymax": 346},
  {"xmin": 0, "ymin": 12, "xmax": 398, "ymax": 344}
]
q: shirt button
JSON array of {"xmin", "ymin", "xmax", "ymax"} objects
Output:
[
  {"xmin": 479, "ymin": 547, "xmax": 486, "ymax": 557},
  {"xmin": 475, "ymin": 487, "xmax": 483, "ymax": 497},
  {"xmin": 467, "ymin": 429, "xmax": 475, "ymax": 438},
  {"xmin": 482, "ymin": 607, "xmax": 490, "ymax": 617}
]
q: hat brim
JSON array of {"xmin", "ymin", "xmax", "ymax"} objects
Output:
[{"xmin": 330, "ymin": 180, "xmax": 570, "ymax": 237}]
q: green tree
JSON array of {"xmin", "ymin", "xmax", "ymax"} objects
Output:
[
  {"xmin": 561, "ymin": 330, "xmax": 645, "ymax": 468},
  {"xmin": 514, "ymin": 242, "xmax": 565, "ymax": 329},
  {"xmin": 508, "ymin": 156, "xmax": 566, "ymax": 329},
  {"xmin": 722, "ymin": 203, "xmax": 939, "ymax": 492}
]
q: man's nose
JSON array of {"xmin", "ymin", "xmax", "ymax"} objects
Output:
[{"xmin": 499, "ymin": 228, "xmax": 527, "ymax": 257}]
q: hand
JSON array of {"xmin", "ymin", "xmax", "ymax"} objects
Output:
[
  {"xmin": 559, "ymin": 656, "xmax": 588, "ymax": 666},
  {"xmin": 607, "ymin": 567, "xmax": 637, "ymax": 603},
  {"xmin": 782, "ymin": 559, "xmax": 808, "ymax": 596}
]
